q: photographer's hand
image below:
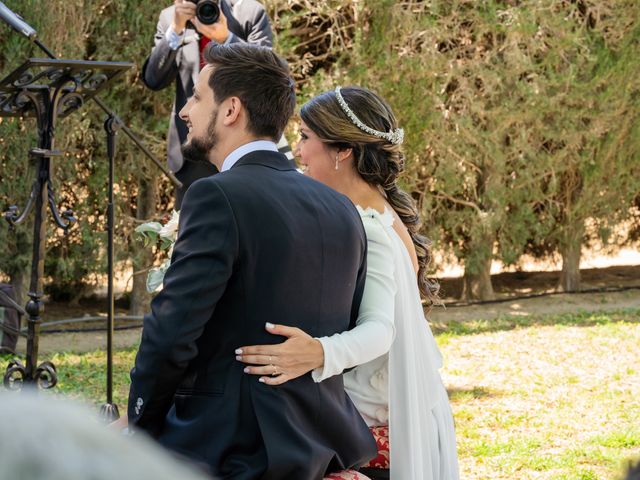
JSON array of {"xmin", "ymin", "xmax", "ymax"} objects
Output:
[
  {"xmin": 194, "ymin": 9, "xmax": 229, "ymax": 44},
  {"xmin": 172, "ymin": 0, "xmax": 196, "ymax": 35}
]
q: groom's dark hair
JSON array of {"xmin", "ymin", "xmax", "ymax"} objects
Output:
[{"xmin": 204, "ymin": 44, "xmax": 296, "ymax": 141}]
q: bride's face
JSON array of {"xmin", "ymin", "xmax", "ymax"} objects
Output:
[{"xmin": 295, "ymin": 121, "xmax": 338, "ymax": 187}]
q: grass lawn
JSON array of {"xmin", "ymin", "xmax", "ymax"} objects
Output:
[{"xmin": 1, "ymin": 308, "xmax": 639, "ymax": 479}]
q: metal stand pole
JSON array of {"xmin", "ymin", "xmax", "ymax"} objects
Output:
[
  {"xmin": 99, "ymin": 114, "xmax": 120, "ymax": 422},
  {"xmin": 3, "ymin": 86, "xmax": 73, "ymax": 390},
  {"xmin": 22, "ymin": 149, "xmax": 51, "ymax": 390}
]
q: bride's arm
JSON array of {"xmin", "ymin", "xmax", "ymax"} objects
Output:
[
  {"xmin": 236, "ymin": 219, "xmax": 396, "ymax": 385},
  {"xmin": 312, "ymin": 220, "xmax": 396, "ymax": 381}
]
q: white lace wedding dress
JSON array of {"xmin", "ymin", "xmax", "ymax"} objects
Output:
[{"xmin": 312, "ymin": 206, "xmax": 459, "ymax": 480}]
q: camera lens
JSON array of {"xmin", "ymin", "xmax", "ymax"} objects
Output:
[{"xmin": 196, "ymin": 0, "xmax": 220, "ymax": 25}]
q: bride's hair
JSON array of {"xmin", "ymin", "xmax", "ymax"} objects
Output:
[{"xmin": 300, "ymin": 86, "xmax": 440, "ymax": 304}]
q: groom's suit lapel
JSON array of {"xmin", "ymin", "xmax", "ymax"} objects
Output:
[{"xmin": 231, "ymin": 151, "xmax": 296, "ymax": 172}]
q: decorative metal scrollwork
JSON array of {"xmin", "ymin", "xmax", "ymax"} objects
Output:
[
  {"xmin": 3, "ymin": 359, "xmax": 26, "ymax": 391},
  {"xmin": 57, "ymin": 92, "xmax": 83, "ymax": 117},
  {"xmin": 46, "ymin": 67, "xmax": 67, "ymax": 83},
  {"xmin": 4, "ymin": 205, "xmax": 20, "ymax": 225},
  {"xmin": 15, "ymin": 67, "xmax": 72, "ymax": 90},
  {"xmin": 83, "ymin": 73, "xmax": 108, "ymax": 91},
  {"xmin": 47, "ymin": 182, "xmax": 77, "ymax": 232},
  {"xmin": 2, "ymin": 359, "xmax": 58, "ymax": 391},
  {"xmin": 15, "ymin": 71, "xmax": 34, "ymax": 88},
  {"xmin": 0, "ymin": 92, "xmax": 11, "ymax": 109},
  {"xmin": 15, "ymin": 91, "xmax": 34, "ymax": 111},
  {"xmin": 73, "ymin": 69, "xmax": 93, "ymax": 85},
  {"xmin": 0, "ymin": 89, "xmax": 37, "ymax": 117},
  {"xmin": 5, "ymin": 180, "xmax": 38, "ymax": 228},
  {"xmin": 34, "ymin": 361, "xmax": 57, "ymax": 389},
  {"xmin": 1, "ymin": 59, "xmax": 131, "ymax": 119}
]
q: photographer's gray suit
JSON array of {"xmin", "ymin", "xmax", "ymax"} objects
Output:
[{"xmin": 143, "ymin": 0, "xmax": 282, "ymax": 208}]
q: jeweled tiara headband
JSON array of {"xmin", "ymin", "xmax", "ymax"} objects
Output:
[{"xmin": 334, "ymin": 86, "xmax": 404, "ymax": 145}]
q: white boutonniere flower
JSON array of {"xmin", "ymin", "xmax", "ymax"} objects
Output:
[{"xmin": 158, "ymin": 210, "xmax": 179, "ymax": 242}]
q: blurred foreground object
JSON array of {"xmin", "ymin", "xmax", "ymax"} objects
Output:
[{"xmin": 0, "ymin": 393, "xmax": 210, "ymax": 480}]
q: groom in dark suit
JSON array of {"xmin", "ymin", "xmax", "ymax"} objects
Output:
[{"xmin": 127, "ymin": 44, "xmax": 376, "ymax": 479}]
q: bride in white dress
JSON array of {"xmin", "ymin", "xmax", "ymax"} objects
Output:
[{"xmin": 236, "ymin": 86, "xmax": 459, "ymax": 479}]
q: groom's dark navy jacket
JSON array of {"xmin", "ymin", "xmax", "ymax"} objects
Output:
[{"xmin": 128, "ymin": 151, "xmax": 377, "ymax": 479}]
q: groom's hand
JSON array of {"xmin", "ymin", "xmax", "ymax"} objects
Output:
[{"xmin": 235, "ymin": 323, "xmax": 324, "ymax": 386}]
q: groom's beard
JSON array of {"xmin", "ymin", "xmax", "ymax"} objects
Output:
[{"xmin": 181, "ymin": 109, "xmax": 220, "ymax": 164}]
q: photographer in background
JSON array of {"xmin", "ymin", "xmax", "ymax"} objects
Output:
[{"xmin": 144, "ymin": 0, "xmax": 293, "ymax": 209}]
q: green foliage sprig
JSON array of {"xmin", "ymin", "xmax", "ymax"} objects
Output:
[{"xmin": 135, "ymin": 210, "xmax": 179, "ymax": 293}]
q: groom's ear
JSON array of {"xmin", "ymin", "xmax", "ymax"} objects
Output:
[{"xmin": 222, "ymin": 96, "xmax": 243, "ymax": 127}]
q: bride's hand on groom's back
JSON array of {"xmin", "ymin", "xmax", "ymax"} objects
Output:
[{"xmin": 235, "ymin": 323, "xmax": 325, "ymax": 386}]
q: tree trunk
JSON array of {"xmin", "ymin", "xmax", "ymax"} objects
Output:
[
  {"xmin": 9, "ymin": 269, "xmax": 29, "ymax": 310},
  {"xmin": 461, "ymin": 232, "xmax": 496, "ymax": 302},
  {"xmin": 130, "ymin": 178, "xmax": 158, "ymax": 316},
  {"xmin": 558, "ymin": 225, "xmax": 583, "ymax": 292},
  {"xmin": 462, "ymin": 255, "xmax": 495, "ymax": 302}
]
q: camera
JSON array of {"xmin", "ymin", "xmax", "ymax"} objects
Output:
[{"xmin": 188, "ymin": 0, "xmax": 220, "ymax": 25}]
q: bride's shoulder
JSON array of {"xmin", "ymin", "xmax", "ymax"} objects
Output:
[
  {"xmin": 355, "ymin": 205, "xmax": 396, "ymax": 253},
  {"xmin": 355, "ymin": 205, "xmax": 395, "ymax": 229}
]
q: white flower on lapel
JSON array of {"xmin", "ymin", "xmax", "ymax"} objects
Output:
[{"xmin": 158, "ymin": 210, "xmax": 180, "ymax": 242}]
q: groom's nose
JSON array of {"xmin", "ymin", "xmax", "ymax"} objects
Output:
[{"xmin": 179, "ymin": 98, "xmax": 192, "ymax": 123}]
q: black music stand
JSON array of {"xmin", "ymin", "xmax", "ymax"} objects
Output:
[{"xmin": 1, "ymin": 58, "xmax": 132, "ymax": 420}]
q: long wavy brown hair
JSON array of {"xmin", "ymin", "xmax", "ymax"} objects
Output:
[{"xmin": 300, "ymin": 86, "xmax": 440, "ymax": 304}]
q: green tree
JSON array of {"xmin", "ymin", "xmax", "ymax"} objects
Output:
[{"xmin": 1, "ymin": 0, "xmax": 638, "ymax": 308}]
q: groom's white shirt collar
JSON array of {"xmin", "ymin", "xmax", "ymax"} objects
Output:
[{"xmin": 221, "ymin": 140, "xmax": 279, "ymax": 172}]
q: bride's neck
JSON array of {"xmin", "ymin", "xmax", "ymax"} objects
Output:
[{"xmin": 332, "ymin": 169, "xmax": 386, "ymax": 213}]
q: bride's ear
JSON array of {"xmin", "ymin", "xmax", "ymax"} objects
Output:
[{"xmin": 337, "ymin": 147, "xmax": 353, "ymax": 163}]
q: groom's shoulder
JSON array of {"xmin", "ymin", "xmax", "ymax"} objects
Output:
[
  {"xmin": 299, "ymin": 173, "xmax": 355, "ymax": 205},
  {"xmin": 185, "ymin": 169, "xmax": 259, "ymax": 204},
  {"xmin": 180, "ymin": 175, "xmax": 233, "ymax": 212},
  {"xmin": 193, "ymin": 165, "xmax": 361, "ymax": 222}
]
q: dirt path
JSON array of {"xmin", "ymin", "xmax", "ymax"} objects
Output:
[
  {"xmin": 15, "ymin": 287, "xmax": 638, "ymax": 356},
  {"xmin": 429, "ymin": 288, "xmax": 640, "ymax": 324},
  {"xmin": 15, "ymin": 329, "xmax": 142, "ymax": 356}
]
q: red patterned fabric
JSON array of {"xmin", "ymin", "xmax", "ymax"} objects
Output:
[
  {"xmin": 362, "ymin": 425, "xmax": 390, "ymax": 469},
  {"xmin": 199, "ymin": 35, "xmax": 212, "ymax": 70},
  {"xmin": 324, "ymin": 426, "xmax": 389, "ymax": 478},
  {"xmin": 324, "ymin": 470, "xmax": 371, "ymax": 480}
]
